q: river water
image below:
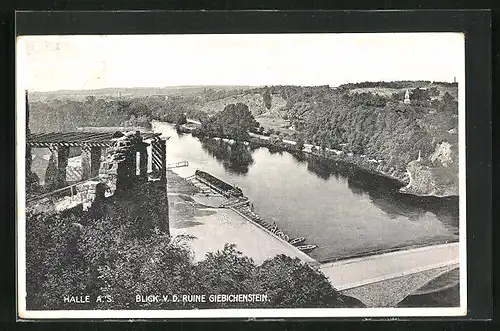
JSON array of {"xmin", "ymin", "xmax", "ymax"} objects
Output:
[{"xmin": 154, "ymin": 122, "xmax": 459, "ymax": 262}]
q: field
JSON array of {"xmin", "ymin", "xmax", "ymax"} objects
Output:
[
  {"xmin": 349, "ymin": 87, "xmax": 401, "ymax": 97},
  {"xmin": 255, "ymin": 114, "xmax": 296, "ymax": 136},
  {"xmin": 349, "ymin": 83, "xmax": 458, "ymax": 101}
]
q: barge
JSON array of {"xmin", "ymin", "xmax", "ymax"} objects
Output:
[{"xmin": 195, "ymin": 170, "xmax": 243, "ymax": 198}]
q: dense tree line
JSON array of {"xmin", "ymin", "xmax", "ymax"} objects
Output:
[
  {"xmin": 257, "ymin": 83, "xmax": 458, "ymax": 177},
  {"xmin": 29, "ymin": 95, "xmax": 209, "ymax": 133},
  {"xmin": 195, "ymin": 103, "xmax": 260, "ymax": 141},
  {"xmin": 337, "ymin": 80, "xmax": 457, "ymax": 90},
  {"xmin": 198, "ymin": 88, "xmax": 249, "ymax": 103}
]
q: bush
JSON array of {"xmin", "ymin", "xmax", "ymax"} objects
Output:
[
  {"xmin": 296, "ymin": 136, "xmax": 305, "ymax": 151},
  {"xmin": 25, "ymin": 212, "xmax": 359, "ymax": 309}
]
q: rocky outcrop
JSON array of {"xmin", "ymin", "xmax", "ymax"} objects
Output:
[
  {"xmin": 201, "ymin": 93, "xmax": 287, "ymax": 117},
  {"xmin": 400, "ymin": 142, "xmax": 459, "ymax": 197}
]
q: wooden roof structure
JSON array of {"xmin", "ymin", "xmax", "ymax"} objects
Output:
[{"xmin": 28, "ymin": 131, "xmax": 161, "ymax": 147}]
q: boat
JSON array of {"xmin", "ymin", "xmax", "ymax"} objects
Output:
[
  {"xmin": 195, "ymin": 170, "xmax": 244, "ymax": 198},
  {"xmin": 289, "ymin": 237, "xmax": 306, "ymax": 246},
  {"xmin": 177, "ymin": 123, "xmax": 198, "ymax": 133},
  {"xmin": 296, "ymin": 244, "xmax": 317, "ymax": 252}
]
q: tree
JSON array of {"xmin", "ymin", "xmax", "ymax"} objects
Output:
[
  {"xmin": 26, "ymin": 211, "xmax": 362, "ymax": 310},
  {"xmin": 194, "ymin": 244, "xmax": 260, "ymax": 308},
  {"xmin": 269, "ymin": 134, "xmax": 284, "ymax": 148},
  {"xmin": 296, "ymin": 135, "xmax": 305, "ymax": 151},
  {"xmin": 175, "ymin": 113, "xmax": 188, "ymax": 126},
  {"xmin": 439, "ymin": 92, "xmax": 457, "ymax": 113},
  {"xmin": 199, "ymin": 103, "xmax": 259, "ymax": 140},
  {"xmin": 85, "ymin": 95, "xmax": 96, "ymax": 103},
  {"xmin": 262, "ymin": 90, "xmax": 272, "ymax": 110},
  {"xmin": 257, "ymin": 255, "xmax": 345, "ymax": 308}
]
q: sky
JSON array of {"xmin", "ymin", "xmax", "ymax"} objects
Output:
[{"xmin": 17, "ymin": 33, "xmax": 465, "ymax": 92}]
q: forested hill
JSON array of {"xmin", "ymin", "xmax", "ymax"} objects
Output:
[
  {"xmin": 254, "ymin": 81, "xmax": 459, "ymax": 196},
  {"xmin": 27, "ymin": 81, "xmax": 459, "ymax": 197}
]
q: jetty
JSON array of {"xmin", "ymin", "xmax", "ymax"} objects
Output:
[{"xmin": 166, "ymin": 160, "xmax": 189, "ymax": 169}]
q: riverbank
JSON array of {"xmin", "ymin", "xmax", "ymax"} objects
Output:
[
  {"xmin": 248, "ymin": 133, "xmax": 459, "ymax": 199},
  {"xmin": 190, "ymin": 126, "xmax": 409, "ymax": 188},
  {"xmin": 185, "ymin": 119, "xmax": 458, "ymax": 198},
  {"xmin": 167, "ymin": 170, "xmax": 319, "ymax": 266},
  {"xmin": 245, "ymin": 132, "xmax": 411, "ymax": 185}
]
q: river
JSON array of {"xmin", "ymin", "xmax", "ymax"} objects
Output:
[{"xmin": 153, "ymin": 121, "xmax": 459, "ymax": 263}]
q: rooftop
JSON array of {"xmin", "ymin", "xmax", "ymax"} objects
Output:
[{"xmin": 28, "ymin": 131, "xmax": 160, "ymax": 147}]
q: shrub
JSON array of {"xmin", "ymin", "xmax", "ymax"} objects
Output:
[{"xmin": 25, "ymin": 213, "xmax": 359, "ymax": 309}]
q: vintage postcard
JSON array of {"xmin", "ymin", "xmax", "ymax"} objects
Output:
[{"xmin": 16, "ymin": 33, "xmax": 466, "ymax": 319}]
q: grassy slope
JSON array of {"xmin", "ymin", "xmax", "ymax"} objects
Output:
[{"xmin": 349, "ymin": 83, "xmax": 458, "ymax": 100}]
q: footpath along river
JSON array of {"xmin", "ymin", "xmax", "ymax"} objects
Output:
[{"xmin": 153, "ymin": 121, "xmax": 459, "ymax": 263}]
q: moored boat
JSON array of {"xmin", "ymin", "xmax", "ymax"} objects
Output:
[
  {"xmin": 289, "ymin": 237, "xmax": 306, "ymax": 246},
  {"xmin": 195, "ymin": 170, "xmax": 243, "ymax": 198},
  {"xmin": 296, "ymin": 244, "xmax": 317, "ymax": 252}
]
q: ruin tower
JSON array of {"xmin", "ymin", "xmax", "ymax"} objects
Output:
[
  {"xmin": 108, "ymin": 130, "xmax": 170, "ymax": 235},
  {"xmin": 404, "ymin": 89, "xmax": 411, "ymax": 104}
]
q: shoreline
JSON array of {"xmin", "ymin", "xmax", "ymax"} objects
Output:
[
  {"xmin": 318, "ymin": 238, "xmax": 460, "ymax": 265},
  {"xmin": 210, "ymin": 133, "xmax": 458, "ymax": 199},
  {"xmin": 163, "ymin": 119, "xmax": 457, "ymax": 199},
  {"xmin": 228, "ymin": 206, "xmax": 320, "ymax": 267}
]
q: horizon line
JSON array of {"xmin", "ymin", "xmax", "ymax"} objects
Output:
[{"xmin": 27, "ymin": 80, "xmax": 458, "ymax": 94}]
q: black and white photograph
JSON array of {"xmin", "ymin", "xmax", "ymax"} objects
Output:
[{"xmin": 16, "ymin": 32, "xmax": 466, "ymax": 319}]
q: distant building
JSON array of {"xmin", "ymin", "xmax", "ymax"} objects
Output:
[{"xmin": 404, "ymin": 89, "xmax": 411, "ymax": 104}]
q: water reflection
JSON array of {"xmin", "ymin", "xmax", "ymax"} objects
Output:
[
  {"xmin": 306, "ymin": 153, "xmax": 459, "ymax": 233},
  {"xmin": 202, "ymin": 137, "xmax": 458, "ymax": 234},
  {"xmin": 200, "ymin": 138, "xmax": 255, "ymax": 175},
  {"xmin": 306, "ymin": 156, "xmax": 349, "ymax": 181},
  {"xmin": 290, "ymin": 151, "xmax": 307, "ymax": 164}
]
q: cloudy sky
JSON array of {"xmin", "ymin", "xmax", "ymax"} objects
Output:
[{"xmin": 17, "ymin": 33, "xmax": 464, "ymax": 92}]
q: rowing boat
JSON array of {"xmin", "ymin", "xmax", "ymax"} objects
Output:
[
  {"xmin": 296, "ymin": 244, "xmax": 317, "ymax": 252},
  {"xmin": 289, "ymin": 237, "xmax": 306, "ymax": 246}
]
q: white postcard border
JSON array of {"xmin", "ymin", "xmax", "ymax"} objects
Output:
[{"xmin": 16, "ymin": 33, "xmax": 467, "ymax": 319}]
